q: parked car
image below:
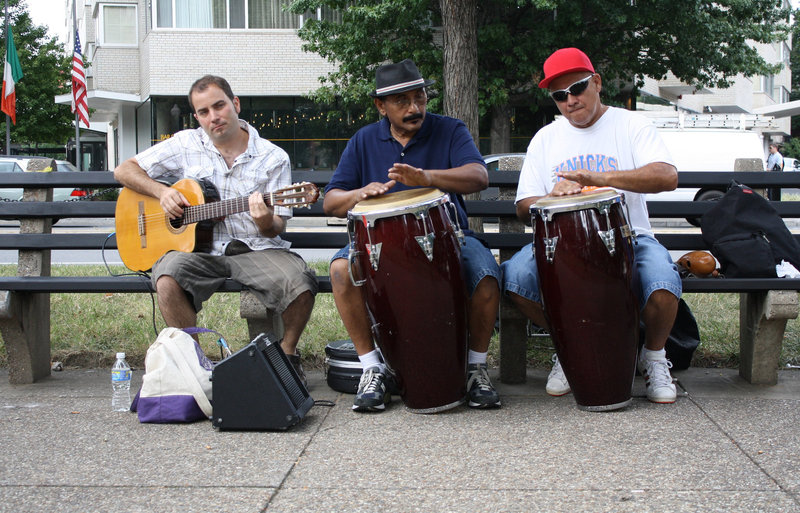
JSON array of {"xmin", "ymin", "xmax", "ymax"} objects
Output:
[
  {"xmin": 483, "ymin": 153, "xmax": 526, "ymax": 171},
  {"xmin": 645, "ymin": 128, "xmax": 766, "ymax": 225},
  {"xmin": 783, "ymin": 157, "xmax": 799, "ymax": 171},
  {"xmin": 481, "ymin": 153, "xmax": 525, "ymax": 203},
  {"xmin": 0, "ymin": 156, "xmax": 87, "ymax": 202}
]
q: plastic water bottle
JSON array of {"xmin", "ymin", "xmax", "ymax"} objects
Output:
[{"xmin": 111, "ymin": 352, "xmax": 132, "ymax": 412}]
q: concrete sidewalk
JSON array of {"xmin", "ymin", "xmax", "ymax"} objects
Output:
[{"xmin": 0, "ymin": 366, "xmax": 798, "ymax": 513}]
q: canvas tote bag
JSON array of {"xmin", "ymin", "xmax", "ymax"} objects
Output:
[{"xmin": 131, "ymin": 327, "xmax": 214, "ymax": 423}]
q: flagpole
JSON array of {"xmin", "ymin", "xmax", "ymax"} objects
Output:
[
  {"xmin": 73, "ymin": 0, "xmax": 81, "ymax": 170},
  {"xmin": 4, "ymin": 0, "xmax": 9, "ymax": 156}
]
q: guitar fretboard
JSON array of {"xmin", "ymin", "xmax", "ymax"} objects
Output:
[{"xmin": 181, "ymin": 194, "xmax": 273, "ymax": 225}]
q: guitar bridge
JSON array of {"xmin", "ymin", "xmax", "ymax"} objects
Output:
[{"xmin": 137, "ymin": 201, "xmax": 147, "ymax": 248}]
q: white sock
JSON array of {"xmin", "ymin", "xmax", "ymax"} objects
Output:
[
  {"xmin": 468, "ymin": 350, "xmax": 487, "ymax": 365},
  {"xmin": 358, "ymin": 350, "xmax": 385, "ymax": 373},
  {"xmin": 642, "ymin": 348, "xmax": 667, "ymax": 361}
]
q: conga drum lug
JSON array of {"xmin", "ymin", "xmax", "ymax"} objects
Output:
[
  {"xmin": 415, "ymin": 233, "xmax": 435, "ymax": 261},
  {"xmin": 599, "ymin": 229, "xmax": 616, "ymax": 255}
]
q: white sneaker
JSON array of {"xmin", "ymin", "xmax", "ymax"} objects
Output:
[
  {"xmin": 546, "ymin": 354, "xmax": 571, "ymax": 396},
  {"xmin": 637, "ymin": 352, "xmax": 677, "ymax": 404}
]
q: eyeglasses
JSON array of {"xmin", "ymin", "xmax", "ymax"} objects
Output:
[
  {"xmin": 549, "ymin": 74, "xmax": 595, "ymax": 102},
  {"xmin": 385, "ymin": 92, "xmax": 428, "ymax": 109}
]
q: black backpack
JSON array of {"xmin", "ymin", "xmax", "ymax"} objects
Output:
[{"xmin": 700, "ymin": 182, "xmax": 800, "ymax": 278}]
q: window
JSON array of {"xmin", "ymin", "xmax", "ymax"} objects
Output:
[
  {"xmin": 760, "ymin": 75, "xmax": 776, "ymax": 100},
  {"xmin": 154, "ymin": 0, "xmax": 311, "ymax": 29},
  {"xmin": 778, "ymin": 85, "xmax": 790, "ymax": 104},
  {"xmin": 98, "ymin": 4, "xmax": 137, "ymax": 45},
  {"xmin": 299, "ymin": 6, "xmax": 344, "ymax": 26},
  {"xmin": 781, "ymin": 42, "xmax": 791, "ymax": 66}
]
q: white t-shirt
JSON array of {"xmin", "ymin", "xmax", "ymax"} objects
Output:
[{"xmin": 516, "ymin": 106, "xmax": 674, "ymax": 237}]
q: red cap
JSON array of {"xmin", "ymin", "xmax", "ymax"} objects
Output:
[{"xmin": 538, "ymin": 48, "xmax": 595, "ymax": 89}]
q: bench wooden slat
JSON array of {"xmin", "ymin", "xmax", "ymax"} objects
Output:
[
  {"xmin": 4, "ymin": 170, "xmax": 800, "ymax": 188},
  {"xmin": 0, "ymin": 274, "xmax": 791, "ymax": 294},
  {"xmin": 0, "ymin": 275, "xmax": 334, "ymax": 293}
]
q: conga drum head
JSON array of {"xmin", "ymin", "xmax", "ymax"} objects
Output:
[
  {"xmin": 350, "ymin": 187, "xmax": 450, "ymax": 221},
  {"xmin": 531, "ymin": 188, "xmax": 622, "ymax": 220}
]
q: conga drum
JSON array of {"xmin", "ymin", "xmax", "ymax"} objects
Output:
[
  {"xmin": 531, "ymin": 188, "xmax": 639, "ymax": 411},
  {"xmin": 347, "ymin": 188, "xmax": 468, "ymax": 413}
]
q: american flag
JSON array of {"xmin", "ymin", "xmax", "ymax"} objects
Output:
[{"xmin": 71, "ymin": 30, "xmax": 89, "ymax": 128}]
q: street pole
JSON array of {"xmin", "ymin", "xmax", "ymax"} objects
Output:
[
  {"xmin": 73, "ymin": 0, "xmax": 81, "ymax": 170},
  {"xmin": 4, "ymin": 0, "xmax": 9, "ymax": 155}
]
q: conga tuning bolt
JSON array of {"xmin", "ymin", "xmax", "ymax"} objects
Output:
[
  {"xmin": 544, "ymin": 236, "xmax": 558, "ymax": 263},
  {"xmin": 368, "ymin": 243, "xmax": 382, "ymax": 271},
  {"xmin": 444, "ymin": 201, "xmax": 466, "ymax": 246},
  {"xmin": 599, "ymin": 209, "xmax": 617, "ymax": 255}
]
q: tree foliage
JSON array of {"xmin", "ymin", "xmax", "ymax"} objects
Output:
[
  {"xmin": 290, "ymin": 0, "xmax": 791, "ymax": 120},
  {"xmin": 1, "ymin": 0, "xmax": 74, "ymax": 147}
]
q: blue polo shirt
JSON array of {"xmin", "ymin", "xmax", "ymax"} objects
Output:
[{"xmin": 325, "ymin": 113, "xmax": 485, "ymax": 232}]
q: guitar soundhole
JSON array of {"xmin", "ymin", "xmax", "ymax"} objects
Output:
[{"xmin": 168, "ymin": 217, "xmax": 185, "ymax": 231}]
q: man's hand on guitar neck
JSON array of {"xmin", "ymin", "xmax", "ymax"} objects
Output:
[{"xmin": 249, "ymin": 191, "xmax": 285, "ymax": 238}]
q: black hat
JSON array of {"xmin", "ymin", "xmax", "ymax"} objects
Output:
[{"xmin": 369, "ymin": 59, "xmax": 436, "ymax": 98}]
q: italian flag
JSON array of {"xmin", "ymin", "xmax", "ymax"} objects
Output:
[{"xmin": 2, "ymin": 27, "xmax": 23, "ymax": 125}]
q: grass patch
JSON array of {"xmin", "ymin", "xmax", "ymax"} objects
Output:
[{"xmin": 1, "ymin": 264, "xmax": 798, "ymax": 370}]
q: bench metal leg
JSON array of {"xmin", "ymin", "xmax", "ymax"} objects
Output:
[
  {"xmin": 239, "ymin": 290, "xmax": 284, "ymax": 343},
  {"xmin": 499, "ymin": 295, "xmax": 528, "ymax": 384},
  {"xmin": 0, "ymin": 291, "xmax": 52, "ymax": 384},
  {"xmin": 739, "ymin": 291, "xmax": 799, "ymax": 385}
]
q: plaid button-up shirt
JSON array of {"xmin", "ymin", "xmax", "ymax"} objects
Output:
[{"xmin": 135, "ymin": 120, "xmax": 292, "ymax": 254}]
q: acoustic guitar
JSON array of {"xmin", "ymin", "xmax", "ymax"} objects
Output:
[{"xmin": 115, "ymin": 178, "xmax": 319, "ymax": 271}]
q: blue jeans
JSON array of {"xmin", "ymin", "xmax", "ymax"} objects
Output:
[
  {"xmin": 331, "ymin": 234, "xmax": 499, "ymax": 296},
  {"xmin": 501, "ymin": 234, "xmax": 681, "ymax": 309}
]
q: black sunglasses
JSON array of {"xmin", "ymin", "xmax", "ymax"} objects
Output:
[{"xmin": 549, "ymin": 74, "xmax": 595, "ymax": 102}]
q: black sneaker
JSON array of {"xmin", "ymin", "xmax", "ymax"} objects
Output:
[
  {"xmin": 466, "ymin": 363, "xmax": 501, "ymax": 409},
  {"xmin": 286, "ymin": 350, "xmax": 308, "ymax": 389},
  {"xmin": 352, "ymin": 366, "xmax": 391, "ymax": 412}
]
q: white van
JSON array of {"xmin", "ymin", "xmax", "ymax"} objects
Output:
[{"xmin": 647, "ymin": 127, "xmax": 766, "ymax": 204}]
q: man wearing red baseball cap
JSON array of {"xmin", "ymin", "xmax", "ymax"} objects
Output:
[{"xmin": 502, "ymin": 48, "xmax": 683, "ymax": 404}]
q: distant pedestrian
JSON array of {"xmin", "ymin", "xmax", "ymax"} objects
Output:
[{"xmin": 767, "ymin": 143, "xmax": 784, "ymax": 200}]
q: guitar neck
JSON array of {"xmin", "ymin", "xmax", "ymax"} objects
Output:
[{"xmin": 182, "ymin": 193, "xmax": 272, "ymax": 225}]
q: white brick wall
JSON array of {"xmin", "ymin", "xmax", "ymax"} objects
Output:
[
  {"xmin": 92, "ymin": 48, "xmax": 141, "ymax": 93},
  {"xmin": 142, "ymin": 31, "xmax": 335, "ymax": 97}
]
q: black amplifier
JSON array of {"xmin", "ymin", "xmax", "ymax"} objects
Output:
[{"xmin": 212, "ymin": 333, "xmax": 314, "ymax": 430}]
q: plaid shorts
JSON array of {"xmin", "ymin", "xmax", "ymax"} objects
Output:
[{"xmin": 152, "ymin": 249, "xmax": 318, "ymax": 313}]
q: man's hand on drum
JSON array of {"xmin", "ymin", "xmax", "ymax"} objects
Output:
[
  {"xmin": 355, "ymin": 180, "xmax": 396, "ymax": 202},
  {"xmin": 552, "ymin": 169, "xmax": 606, "ymax": 196},
  {"xmin": 549, "ymin": 179, "xmax": 582, "ymax": 197},
  {"xmin": 388, "ymin": 163, "xmax": 433, "ymax": 188}
]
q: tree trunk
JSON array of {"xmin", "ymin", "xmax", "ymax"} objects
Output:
[
  {"xmin": 439, "ymin": 0, "xmax": 481, "ymax": 232},
  {"xmin": 490, "ymin": 104, "xmax": 512, "ymax": 155}
]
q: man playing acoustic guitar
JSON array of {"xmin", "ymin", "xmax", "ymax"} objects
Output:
[{"xmin": 114, "ymin": 75, "xmax": 318, "ymax": 385}]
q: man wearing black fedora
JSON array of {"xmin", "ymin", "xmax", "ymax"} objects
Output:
[{"xmin": 323, "ymin": 59, "xmax": 502, "ymax": 412}]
